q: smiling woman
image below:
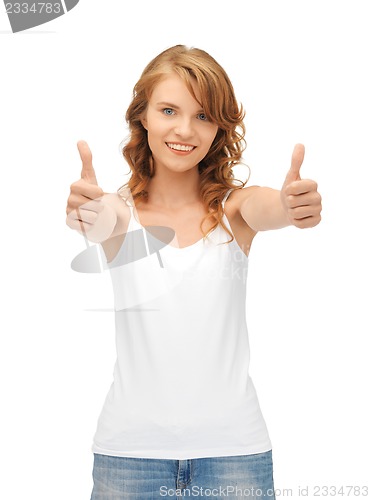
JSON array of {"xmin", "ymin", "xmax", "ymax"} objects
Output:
[
  {"xmin": 141, "ymin": 74, "xmax": 219, "ymax": 173},
  {"xmin": 65, "ymin": 44, "xmax": 321, "ymax": 500},
  {"xmin": 121, "ymin": 44, "xmax": 248, "ymax": 246}
]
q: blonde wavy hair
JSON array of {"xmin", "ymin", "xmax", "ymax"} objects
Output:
[{"xmin": 118, "ymin": 44, "xmax": 249, "ymax": 243}]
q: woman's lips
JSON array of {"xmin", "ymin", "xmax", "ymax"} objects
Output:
[{"xmin": 166, "ymin": 142, "xmax": 196, "ymax": 155}]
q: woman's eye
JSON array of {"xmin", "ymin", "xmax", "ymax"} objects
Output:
[
  {"xmin": 163, "ymin": 108, "xmax": 175, "ymax": 116},
  {"xmin": 197, "ymin": 113, "xmax": 208, "ymax": 121}
]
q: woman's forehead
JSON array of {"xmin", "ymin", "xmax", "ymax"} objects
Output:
[{"xmin": 149, "ymin": 73, "xmax": 202, "ymax": 104}]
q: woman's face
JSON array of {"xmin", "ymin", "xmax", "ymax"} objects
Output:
[{"xmin": 141, "ymin": 73, "xmax": 218, "ymax": 174}]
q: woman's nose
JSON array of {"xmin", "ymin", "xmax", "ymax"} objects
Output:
[{"xmin": 174, "ymin": 117, "xmax": 194, "ymax": 138}]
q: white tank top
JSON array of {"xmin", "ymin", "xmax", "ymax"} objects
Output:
[{"xmin": 91, "ymin": 189, "xmax": 272, "ymax": 459}]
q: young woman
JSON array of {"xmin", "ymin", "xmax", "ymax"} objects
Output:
[{"xmin": 66, "ymin": 45, "xmax": 322, "ymax": 499}]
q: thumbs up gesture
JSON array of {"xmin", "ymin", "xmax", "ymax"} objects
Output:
[
  {"xmin": 79, "ymin": 139, "xmax": 99, "ymax": 185},
  {"xmin": 66, "ymin": 140, "xmax": 117, "ymax": 243},
  {"xmin": 280, "ymin": 144, "xmax": 322, "ymax": 229}
]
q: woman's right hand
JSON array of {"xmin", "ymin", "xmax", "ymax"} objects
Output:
[{"xmin": 66, "ymin": 140, "xmax": 118, "ymax": 243}]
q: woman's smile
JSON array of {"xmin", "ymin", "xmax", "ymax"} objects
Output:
[{"xmin": 166, "ymin": 142, "xmax": 197, "ymax": 154}]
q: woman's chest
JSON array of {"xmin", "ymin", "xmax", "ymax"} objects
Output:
[{"xmin": 134, "ymin": 202, "xmax": 254, "ymax": 256}]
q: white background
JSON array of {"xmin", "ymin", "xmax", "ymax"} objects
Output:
[{"xmin": 1, "ymin": 1, "xmax": 369, "ymax": 498}]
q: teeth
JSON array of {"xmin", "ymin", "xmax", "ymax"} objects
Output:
[{"xmin": 167, "ymin": 143, "xmax": 194, "ymax": 151}]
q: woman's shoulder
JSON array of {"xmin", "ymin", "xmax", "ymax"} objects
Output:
[
  {"xmin": 224, "ymin": 187, "xmax": 259, "ymax": 255},
  {"xmin": 226, "ymin": 185, "xmax": 261, "ymax": 214}
]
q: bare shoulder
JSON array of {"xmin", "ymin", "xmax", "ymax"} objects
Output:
[
  {"xmin": 225, "ymin": 186, "xmax": 261, "ymax": 224},
  {"xmin": 224, "ymin": 186, "xmax": 260, "ymax": 256},
  {"xmin": 226, "ymin": 185, "xmax": 261, "ymax": 212},
  {"xmin": 103, "ymin": 192, "xmax": 131, "ymax": 215}
]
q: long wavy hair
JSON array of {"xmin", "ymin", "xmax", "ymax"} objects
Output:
[{"xmin": 118, "ymin": 44, "xmax": 249, "ymax": 243}]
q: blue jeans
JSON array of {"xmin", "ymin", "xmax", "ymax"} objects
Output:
[{"xmin": 90, "ymin": 450, "xmax": 276, "ymax": 499}]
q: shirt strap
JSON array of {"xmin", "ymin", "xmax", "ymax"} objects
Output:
[{"xmin": 221, "ymin": 188, "xmax": 234, "ymax": 209}]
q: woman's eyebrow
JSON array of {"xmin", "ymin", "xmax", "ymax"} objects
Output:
[
  {"xmin": 156, "ymin": 101, "xmax": 180, "ymax": 109},
  {"xmin": 156, "ymin": 101, "xmax": 204, "ymax": 112}
]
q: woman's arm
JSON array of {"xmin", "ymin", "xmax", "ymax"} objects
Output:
[{"xmin": 237, "ymin": 144, "xmax": 322, "ymax": 232}]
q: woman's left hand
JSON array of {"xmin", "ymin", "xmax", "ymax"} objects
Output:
[{"xmin": 280, "ymin": 144, "xmax": 322, "ymax": 229}]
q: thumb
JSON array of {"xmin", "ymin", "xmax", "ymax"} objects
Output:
[
  {"xmin": 78, "ymin": 140, "xmax": 98, "ymax": 185},
  {"xmin": 284, "ymin": 143, "xmax": 305, "ymax": 185}
]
